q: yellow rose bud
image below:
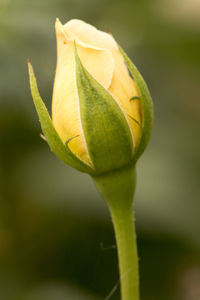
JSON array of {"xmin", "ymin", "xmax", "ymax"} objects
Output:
[
  {"xmin": 52, "ymin": 19, "xmax": 142, "ymax": 167},
  {"xmin": 28, "ymin": 18, "xmax": 153, "ymax": 175}
]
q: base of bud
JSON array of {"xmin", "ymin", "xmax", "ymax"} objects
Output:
[{"xmin": 92, "ymin": 164, "xmax": 136, "ymax": 208}]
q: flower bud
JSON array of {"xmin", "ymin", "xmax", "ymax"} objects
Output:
[
  {"xmin": 53, "ymin": 19, "xmax": 142, "ymax": 169},
  {"xmin": 28, "ymin": 19, "xmax": 153, "ymax": 176}
]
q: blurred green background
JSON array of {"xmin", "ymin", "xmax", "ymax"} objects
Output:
[{"xmin": 0, "ymin": 0, "xmax": 200, "ymax": 299}]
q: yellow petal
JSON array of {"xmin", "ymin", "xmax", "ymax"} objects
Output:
[
  {"xmin": 76, "ymin": 46, "xmax": 114, "ymax": 89},
  {"xmin": 60, "ymin": 19, "xmax": 115, "ymax": 89},
  {"xmin": 108, "ymin": 48, "xmax": 142, "ymax": 147},
  {"xmin": 52, "ymin": 21, "xmax": 91, "ymax": 165},
  {"xmin": 63, "ymin": 19, "xmax": 117, "ymax": 51}
]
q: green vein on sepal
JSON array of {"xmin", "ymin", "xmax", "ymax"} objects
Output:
[
  {"xmin": 128, "ymin": 115, "xmax": 143, "ymax": 130},
  {"xmin": 74, "ymin": 44, "xmax": 134, "ymax": 174},
  {"xmin": 130, "ymin": 96, "xmax": 141, "ymax": 101},
  {"xmin": 27, "ymin": 61, "xmax": 94, "ymax": 174},
  {"xmin": 65, "ymin": 135, "xmax": 80, "ymax": 146},
  {"xmin": 119, "ymin": 46, "xmax": 153, "ymax": 161},
  {"xmin": 64, "ymin": 135, "xmax": 93, "ymax": 169}
]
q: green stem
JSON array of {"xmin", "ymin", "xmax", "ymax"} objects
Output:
[
  {"xmin": 92, "ymin": 164, "xmax": 139, "ymax": 300},
  {"xmin": 108, "ymin": 195, "xmax": 139, "ymax": 300}
]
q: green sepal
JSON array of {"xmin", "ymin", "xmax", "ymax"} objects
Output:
[
  {"xmin": 74, "ymin": 45, "xmax": 134, "ymax": 175},
  {"xmin": 28, "ymin": 61, "xmax": 94, "ymax": 174},
  {"xmin": 119, "ymin": 46, "xmax": 154, "ymax": 162}
]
